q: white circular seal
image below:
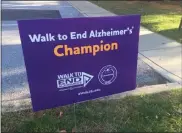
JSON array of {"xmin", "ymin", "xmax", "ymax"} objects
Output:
[{"xmin": 98, "ymin": 65, "xmax": 117, "ymax": 85}]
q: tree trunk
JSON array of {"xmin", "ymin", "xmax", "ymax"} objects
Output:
[{"xmin": 179, "ymin": 17, "xmax": 182, "ymax": 30}]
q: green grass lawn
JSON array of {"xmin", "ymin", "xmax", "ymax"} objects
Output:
[
  {"xmin": 91, "ymin": 1, "xmax": 182, "ymax": 43},
  {"xmin": 2, "ymin": 89, "xmax": 182, "ymax": 132}
]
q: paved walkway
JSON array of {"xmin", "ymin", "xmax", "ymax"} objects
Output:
[{"xmin": 68, "ymin": 1, "xmax": 182, "ymax": 84}]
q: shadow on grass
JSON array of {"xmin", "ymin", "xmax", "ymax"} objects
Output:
[
  {"xmin": 93, "ymin": 1, "xmax": 182, "ymax": 16},
  {"xmin": 92, "ymin": 1, "xmax": 182, "ymax": 43},
  {"xmin": 142, "ymin": 21, "xmax": 182, "ymax": 43}
]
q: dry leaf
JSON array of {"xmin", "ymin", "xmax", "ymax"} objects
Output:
[
  {"xmin": 60, "ymin": 130, "xmax": 67, "ymax": 133},
  {"xmin": 34, "ymin": 111, "xmax": 43, "ymax": 118},
  {"xmin": 177, "ymin": 109, "xmax": 182, "ymax": 114},
  {"xmin": 59, "ymin": 111, "xmax": 64, "ymax": 118},
  {"xmin": 72, "ymin": 128, "xmax": 76, "ymax": 133}
]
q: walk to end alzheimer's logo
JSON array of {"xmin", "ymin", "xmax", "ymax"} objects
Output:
[{"xmin": 57, "ymin": 72, "xmax": 93, "ymax": 91}]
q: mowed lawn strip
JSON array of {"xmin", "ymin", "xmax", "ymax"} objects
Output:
[
  {"xmin": 2, "ymin": 88, "xmax": 182, "ymax": 132},
  {"xmin": 92, "ymin": 1, "xmax": 182, "ymax": 43}
]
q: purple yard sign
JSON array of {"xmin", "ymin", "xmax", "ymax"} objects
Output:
[{"xmin": 18, "ymin": 15, "xmax": 141, "ymax": 112}]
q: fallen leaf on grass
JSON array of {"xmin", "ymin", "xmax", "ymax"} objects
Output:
[
  {"xmin": 59, "ymin": 111, "xmax": 64, "ymax": 118},
  {"xmin": 60, "ymin": 130, "xmax": 67, "ymax": 133},
  {"xmin": 34, "ymin": 111, "xmax": 44, "ymax": 118},
  {"xmin": 176, "ymin": 109, "xmax": 182, "ymax": 114},
  {"xmin": 72, "ymin": 128, "xmax": 76, "ymax": 133}
]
